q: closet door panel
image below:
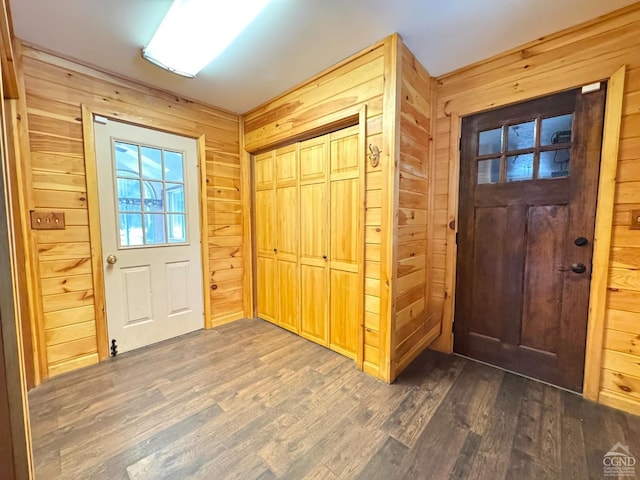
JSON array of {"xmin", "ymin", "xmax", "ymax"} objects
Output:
[
  {"xmin": 328, "ymin": 127, "xmax": 363, "ymax": 363},
  {"xmin": 278, "ymin": 259, "xmax": 299, "ymax": 333},
  {"xmin": 255, "ymin": 151, "xmax": 275, "ymax": 190},
  {"xmin": 300, "ymin": 183, "xmax": 328, "ymax": 344},
  {"xmin": 276, "ymin": 146, "xmax": 297, "ymax": 184},
  {"xmin": 330, "ymin": 269, "xmax": 358, "ymax": 358},
  {"xmin": 299, "ymin": 136, "xmax": 329, "ymax": 344},
  {"xmin": 255, "ymin": 189, "xmax": 275, "ymax": 256},
  {"xmin": 257, "ymin": 256, "xmax": 276, "ymax": 323},
  {"xmin": 330, "ymin": 178, "xmax": 359, "ymax": 272},
  {"xmin": 300, "ymin": 140, "xmax": 326, "ymax": 182},
  {"xmin": 330, "ymin": 132, "xmax": 359, "ymax": 174},
  {"xmin": 300, "ymin": 183, "xmax": 327, "ymax": 262},
  {"xmin": 300, "ymin": 265, "xmax": 327, "ymax": 343},
  {"xmin": 276, "ymin": 186, "xmax": 298, "ymax": 262}
]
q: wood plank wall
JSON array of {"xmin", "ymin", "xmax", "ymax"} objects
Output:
[
  {"xmin": 243, "ymin": 38, "xmax": 390, "ymax": 379},
  {"xmin": 393, "ymin": 44, "xmax": 440, "ymax": 375},
  {"xmin": 18, "ymin": 44, "xmax": 242, "ymax": 379},
  {"xmin": 432, "ymin": 4, "xmax": 640, "ymax": 415}
]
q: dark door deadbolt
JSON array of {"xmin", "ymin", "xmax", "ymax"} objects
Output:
[{"xmin": 574, "ymin": 237, "xmax": 588, "ymax": 246}]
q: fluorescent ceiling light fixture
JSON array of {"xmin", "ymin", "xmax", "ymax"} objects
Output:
[{"xmin": 143, "ymin": 0, "xmax": 271, "ymax": 78}]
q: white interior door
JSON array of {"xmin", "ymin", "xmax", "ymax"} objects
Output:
[{"xmin": 94, "ymin": 118, "xmax": 204, "ymax": 355}]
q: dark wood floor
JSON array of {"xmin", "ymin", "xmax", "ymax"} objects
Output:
[{"xmin": 29, "ymin": 319, "xmax": 640, "ymax": 480}]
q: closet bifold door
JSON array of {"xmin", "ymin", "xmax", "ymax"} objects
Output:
[
  {"xmin": 328, "ymin": 126, "xmax": 362, "ymax": 360},
  {"xmin": 274, "ymin": 144, "xmax": 300, "ymax": 334},
  {"xmin": 299, "ymin": 136, "xmax": 330, "ymax": 345},
  {"xmin": 254, "ymin": 150, "xmax": 277, "ymax": 324}
]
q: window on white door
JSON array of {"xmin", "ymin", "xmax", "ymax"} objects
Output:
[{"xmin": 114, "ymin": 141, "xmax": 188, "ymax": 247}]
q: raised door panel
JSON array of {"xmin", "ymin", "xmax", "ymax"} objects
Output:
[
  {"xmin": 330, "ymin": 129, "xmax": 359, "ymax": 176},
  {"xmin": 300, "ymin": 265, "xmax": 327, "ymax": 344},
  {"xmin": 255, "ymin": 151, "xmax": 274, "ymax": 191},
  {"xmin": 257, "ymin": 256, "xmax": 276, "ymax": 323},
  {"xmin": 330, "ymin": 178, "xmax": 359, "ymax": 272},
  {"xmin": 255, "ymin": 189, "xmax": 275, "ymax": 257},
  {"xmin": 300, "ymin": 183, "xmax": 327, "ymax": 263},
  {"xmin": 521, "ymin": 205, "xmax": 568, "ymax": 354},
  {"xmin": 276, "ymin": 185, "xmax": 298, "ymax": 262},
  {"xmin": 275, "ymin": 145, "xmax": 297, "ymax": 186},
  {"xmin": 330, "ymin": 269, "xmax": 358, "ymax": 358},
  {"xmin": 299, "ymin": 136, "xmax": 327, "ymax": 183},
  {"xmin": 278, "ymin": 259, "xmax": 299, "ymax": 333}
]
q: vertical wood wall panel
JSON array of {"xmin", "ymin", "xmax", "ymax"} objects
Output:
[
  {"xmin": 393, "ymin": 44, "xmax": 439, "ymax": 375},
  {"xmin": 19, "ymin": 44, "xmax": 241, "ymax": 378},
  {"xmin": 433, "ymin": 4, "xmax": 640, "ymax": 414}
]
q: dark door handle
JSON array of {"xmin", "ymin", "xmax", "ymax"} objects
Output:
[
  {"xmin": 322, "ymin": 255, "xmax": 327, "ymax": 260},
  {"xmin": 559, "ymin": 263, "xmax": 587, "ymax": 273},
  {"xmin": 273, "ymin": 248, "xmax": 277, "ymax": 253}
]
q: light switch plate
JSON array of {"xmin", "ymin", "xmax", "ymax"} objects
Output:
[
  {"xmin": 30, "ymin": 211, "xmax": 65, "ymax": 230},
  {"xmin": 630, "ymin": 209, "xmax": 640, "ymax": 230}
]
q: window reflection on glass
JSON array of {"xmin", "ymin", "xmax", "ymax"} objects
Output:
[
  {"xmin": 541, "ymin": 114, "xmax": 573, "ymax": 146},
  {"xmin": 478, "ymin": 128, "xmax": 502, "ymax": 155},
  {"xmin": 539, "ymin": 149, "xmax": 570, "ymax": 179},
  {"xmin": 143, "ymin": 181, "xmax": 165, "ymax": 212},
  {"xmin": 141, "ymin": 146, "xmax": 163, "ymax": 180},
  {"xmin": 115, "ymin": 142, "xmax": 140, "ymax": 178},
  {"xmin": 164, "ymin": 151, "xmax": 184, "ymax": 182},
  {"xmin": 168, "ymin": 214, "xmax": 186, "ymax": 243},
  {"xmin": 167, "ymin": 184, "xmax": 185, "ymax": 213},
  {"xmin": 507, "ymin": 121, "xmax": 535, "ymax": 151},
  {"xmin": 477, "ymin": 158, "xmax": 500, "ymax": 184},
  {"xmin": 119, "ymin": 213, "xmax": 144, "ymax": 246},
  {"xmin": 117, "ymin": 178, "xmax": 141, "ymax": 213},
  {"xmin": 506, "ymin": 154, "xmax": 534, "ymax": 182},
  {"xmin": 145, "ymin": 214, "xmax": 166, "ymax": 244}
]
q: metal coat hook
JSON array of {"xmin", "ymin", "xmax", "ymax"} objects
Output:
[{"xmin": 368, "ymin": 144, "xmax": 380, "ymax": 168}]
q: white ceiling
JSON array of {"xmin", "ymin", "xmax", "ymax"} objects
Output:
[{"xmin": 10, "ymin": 0, "xmax": 638, "ymax": 114}]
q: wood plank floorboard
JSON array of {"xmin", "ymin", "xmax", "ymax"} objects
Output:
[{"xmin": 29, "ymin": 318, "xmax": 640, "ymax": 479}]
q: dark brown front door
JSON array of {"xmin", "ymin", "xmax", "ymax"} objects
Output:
[{"xmin": 454, "ymin": 86, "xmax": 606, "ymax": 392}]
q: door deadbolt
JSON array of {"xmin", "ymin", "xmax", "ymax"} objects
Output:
[{"xmin": 106, "ymin": 254, "xmax": 118, "ymax": 265}]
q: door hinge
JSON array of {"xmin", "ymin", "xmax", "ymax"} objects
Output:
[
  {"xmin": 459, "ymin": 137, "xmax": 462, "ymax": 151},
  {"xmin": 110, "ymin": 339, "xmax": 118, "ymax": 357},
  {"xmin": 455, "ymin": 232, "xmax": 459, "ymax": 244}
]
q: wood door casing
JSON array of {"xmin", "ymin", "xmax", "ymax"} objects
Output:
[{"xmin": 454, "ymin": 87, "xmax": 606, "ymax": 392}]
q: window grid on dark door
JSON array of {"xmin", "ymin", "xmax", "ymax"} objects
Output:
[{"xmin": 476, "ymin": 113, "xmax": 574, "ymax": 185}]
